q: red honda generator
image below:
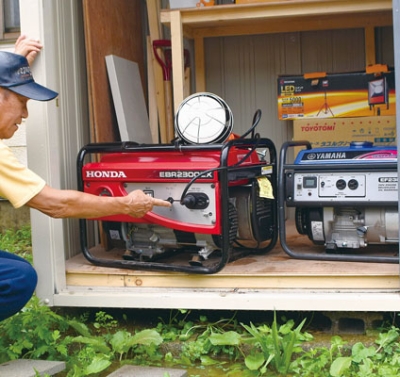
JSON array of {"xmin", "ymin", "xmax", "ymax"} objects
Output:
[{"xmin": 77, "ymin": 93, "xmax": 277, "ymax": 273}]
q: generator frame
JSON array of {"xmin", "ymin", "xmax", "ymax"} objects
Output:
[
  {"xmin": 77, "ymin": 138, "xmax": 278, "ymax": 274},
  {"xmin": 278, "ymin": 140, "xmax": 399, "ymax": 264}
]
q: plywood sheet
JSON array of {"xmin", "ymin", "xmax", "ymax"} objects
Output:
[
  {"xmin": 66, "ymin": 223, "xmax": 399, "ymax": 290},
  {"xmin": 66, "ymin": 245, "xmax": 399, "ymax": 290},
  {"xmin": 83, "ymin": 0, "xmax": 145, "ymax": 143}
]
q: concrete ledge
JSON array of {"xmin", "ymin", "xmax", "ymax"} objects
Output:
[
  {"xmin": 0, "ymin": 200, "xmax": 30, "ymax": 233},
  {"xmin": 0, "ymin": 359, "xmax": 66, "ymax": 377},
  {"xmin": 107, "ymin": 365, "xmax": 188, "ymax": 377}
]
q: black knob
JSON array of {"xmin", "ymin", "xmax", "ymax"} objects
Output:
[
  {"xmin": 348, "ymin": 179, "xmax": 359, "ymax": 190},
  {"xmin": 181, "ymin": 193, "xmax": 210, "ymax": 209},
  {"xmin": 336, "ymin": 179, "xmax": 346, "ymax": 190},
  {"xmin": 182, "ymin": 194, "xmax": 197, "ymax": 209}
]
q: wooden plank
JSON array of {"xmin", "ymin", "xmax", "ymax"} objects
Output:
[
  {"xmin": 160, "ymin": 4, "xmax": 392, "ymax": 39},
  {"xmin": 66, "ymin": 246, "xmax": 399, "ymax": 290},
  {"xmin": 147, "ymin": 0, "xmax": 161, "ymax": 37},
  {"xmin": 160, "ymin": 0, "xmax": 392, "ymax": 29},
  {"xmin": 185, "ymin": 13, "xmax": 392, "ymax": 39},
  {"xmin": 63, "ymin": 217, "xmax": 400, "ymax": 310},
  {"xmin": 170, "ymin": 10, "xmax": 186, "ymax": 112},
  {"xmin": 146, "ymin": 0, "xmax": 168, "ymax": 143},
  {"xmin": 147, "ymin": 37, "xmax": 160, "ymax": 143},
  {"xmin": 82, "ymin": 0, "xmax": 145, "ymax": 143},
  {"xmin": 67, "ymin": 243, "xmax": 399, "ymax": 277},
  {"xmin": 82, "ymin": 0, "xmax": 97, "ymax": 144},
  {"xmin": 66, "ymin": 220, "xmax": 399, "ymax": 291}
]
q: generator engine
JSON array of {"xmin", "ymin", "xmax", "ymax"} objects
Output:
[
  {"xmin": 295, "ymin": 206, "xmax": 398, "ymax": 250},
  {"xmin": 279, "ymin": 140, "xmax": 399, "ymax": 263},
  {"xmin": 78, "ymin": 93, "xmax": 277, "ymax": 273}
]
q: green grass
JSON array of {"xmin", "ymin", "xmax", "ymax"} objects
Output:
[
  {"xmin": 0, "ymin": 224, "xmax": 33, "ymax": 263},
  {"xmin": 1, "ymin": 301, "xmax": 400, "ymax": 377},
  {"xmin": 2, "ymin": 226, "xmax": 400, "ymax": 376}
]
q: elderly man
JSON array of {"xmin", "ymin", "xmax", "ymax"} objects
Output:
[{"xmin": 0, "ymin": 36, "xmax": 171, "ymax": 321}]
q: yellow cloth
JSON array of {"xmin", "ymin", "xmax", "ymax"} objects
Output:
[{"xmin": 0, "ymin": 140, "xmax": 45, "ymax": 208}]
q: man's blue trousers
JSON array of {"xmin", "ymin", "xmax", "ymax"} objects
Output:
[{"xmin": 0, "ymin": 250, "xmax": 37, "ymax": 321}]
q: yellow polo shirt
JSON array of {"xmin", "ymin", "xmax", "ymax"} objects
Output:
[{"xmin": 0, "ymin": 140, "xmax": 45, "ymax": 208}]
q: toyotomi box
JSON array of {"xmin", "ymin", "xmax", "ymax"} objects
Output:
[
  {"xmin": 277, "ymin": 67, "xmax": 396, "ymax": 120},
  {"xmin": 293, "ymin": 116, "xmax": 396, "ymax": 149}
]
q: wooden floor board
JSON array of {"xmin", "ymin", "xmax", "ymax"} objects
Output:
[{"xmin": 66, "ymin": 230, "xmax": 400, "ymax": 290}]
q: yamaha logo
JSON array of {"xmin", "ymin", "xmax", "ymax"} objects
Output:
[
  {"xmin": 306, "ymin": 152, "xmax": 346, "ymax": 160},
  {"xmin": 86, "ymin": 170, "xmax": 127, "ymax": 178}
]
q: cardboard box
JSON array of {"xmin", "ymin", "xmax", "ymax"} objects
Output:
[
  {"xmin": 169, "ymin": 0, "xmax": 198, "ymax": 9},
  {"xmin": 169, "ymin": 0, "xmax": 214, "ymax": 8},
  {"xmin": 235, "ymin": 0, "xmax": 282, "ymax": 3},
  {"xmin": 278, "ymin": 69, "xmax": 396, "ymax": 120},
  {"xmin": 293, "ymin": 116, "xmax": 396, "ymax": 149}
]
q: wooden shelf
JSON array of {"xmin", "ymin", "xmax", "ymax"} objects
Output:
[
  {"xmin": 66, "ymin": 242, "xmax": 399, "ymax": 291},
  {"xmin": 160, "ymin": 0, "xmax": 393, "ymax": 110},
  {"xmin": 66, "ymin": 221, "xmax": 399, "ymax": 291},
  {"xmin": 63, "ymin": 221, "xmax": 400, "ymax": 310},
  {"xmin": 161, "ymin": 0, "xmax": 392, "ymax": 38}
]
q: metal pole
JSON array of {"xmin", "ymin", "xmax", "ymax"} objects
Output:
[{"xmin": 394, "ymin": 0, "xmax": 400, "ymax": 270}]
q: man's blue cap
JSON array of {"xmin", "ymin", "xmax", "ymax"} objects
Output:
[{"xmin": 0, "ymin": 51, "xmax": 58, "ymax": 101}]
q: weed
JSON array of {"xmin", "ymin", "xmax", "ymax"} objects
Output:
[
  {"xmin": 2, "ymin": 299, "xmax": 400, "ymax": 376},
  {"xmin": 3, "ymin": 227, "xmax": 400, "ymax": 376},
  {"xmin": 0, "ymin": 224, "xmax": 32, "ymax": 262},
  {"xmin": 0, "ymin": 296, "xmax": 70, "ymax": 363},
  {"xmin": 93, "ymin": 311, "xmax": 118, "ymax": 333},
  {"xmin": 240, "ymin": 312, "xmax": 312, "ymax": 375}
]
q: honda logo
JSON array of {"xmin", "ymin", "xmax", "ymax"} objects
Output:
[{"xmin": 85, "ymin": 170, "xmax": 127, "ymax": 178}]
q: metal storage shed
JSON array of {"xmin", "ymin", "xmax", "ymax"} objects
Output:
[{"xmin": 21, "ymin": 0, "xmax": 400, "ymax": 311}]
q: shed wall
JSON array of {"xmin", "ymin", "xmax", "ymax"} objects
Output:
[{"xmin": 204, "ymin": 27, "xmax": 394, "ymax": 148}]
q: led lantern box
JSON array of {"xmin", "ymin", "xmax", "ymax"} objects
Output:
[{"xmin": 277, "ymin": 66, "xmax": 396, "ymax": 120}]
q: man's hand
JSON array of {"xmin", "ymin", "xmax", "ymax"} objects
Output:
[
  {"xmin": 26, "ymin": 185, "xmax": 172, "ymax": 220},
  {"xmin": 126, "ymin": 190, "xmax": 171, "ymax": 218},
  {"xmin": 14, "ymin": 35, "xmax": 43, "ymax": 66}
]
